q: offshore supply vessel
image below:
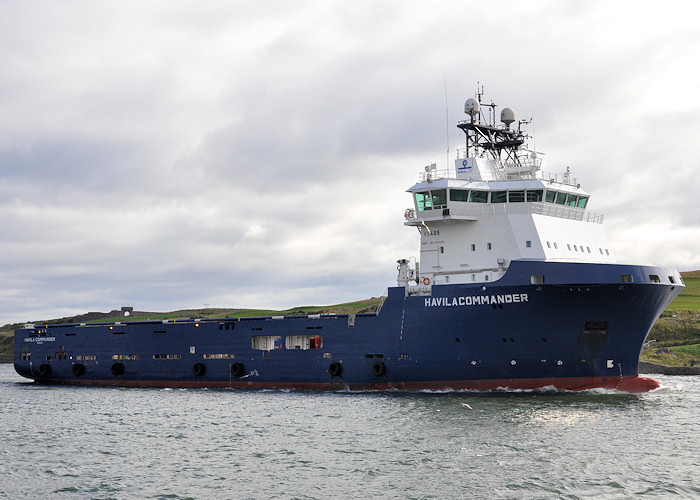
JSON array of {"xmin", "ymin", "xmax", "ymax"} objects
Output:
[{"xmin": 14, "ymin": 90, "xmax": 684, "ymax": 392}]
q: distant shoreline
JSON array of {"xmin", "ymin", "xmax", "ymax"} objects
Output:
[{"xmin": 639, "ymin": 361, "xmax": 700, "ymax": 376}]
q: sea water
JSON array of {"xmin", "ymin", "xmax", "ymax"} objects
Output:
[{"xmin": 0, "ymin": 363, "xmax": 698, "ymax": 499}]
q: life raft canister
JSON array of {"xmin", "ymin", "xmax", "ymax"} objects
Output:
[{"xmin": 422, "ymin": 277, "xmax": 431, "ymax": 285}]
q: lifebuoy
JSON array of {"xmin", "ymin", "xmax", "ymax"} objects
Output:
[
  {"xmin": 38, "ymin": 363, "xmax": 51, "ymax": 377},
  {"xmin": 111, "ymin": 362, "xmax": 125, "ymax": 377},
  {"xmin": 193, "ymin": 362, "xmax": 206, "ymax": 377},
  {"xmin": 328, "ymin": 362, "xmax": 342, "ymax": 378},
  {"xmin": 422, "ymin": 277, "xmax": 430, "ymax": 285},
  {"xmin": 72, "ymin": 364, "xmax": 86, "ymax": 377},
  {"xmin": 231, "ymin": 362, "xmax": 245, "ymax": 378},
  {"xmin": 372, "ymin": 362, "xmax": 386, "ymax": 377}
]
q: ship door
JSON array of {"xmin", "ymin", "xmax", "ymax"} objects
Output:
[{"xmin": 577, "ymin": 321, "xmax": 609, "ymax": 363}]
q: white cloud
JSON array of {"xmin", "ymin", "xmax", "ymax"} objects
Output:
[{"xmin": 1, "ymin": 0, "xmax": 699, "ymax": 325}]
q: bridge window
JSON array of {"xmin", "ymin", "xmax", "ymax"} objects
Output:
[
  {"xmin": 545, "ymin": 190, "xmax": 556, "ymax": 203},
  {"xmin": 469, "ymin": 191, "xmax": 488, "ymax": 203},
  {"xmin": 508, "ymin": 190, "xmax": 525, "ymax": 202},
  {"xmin": 577, "ymin": 196, "xmax": 589, "ymax": 208},
  {"xmin": 450, "ymin": 189, "xmax": 469, "ymax": 202},
  {"xmin": 527, "ymin": 190, "xmax": 543, "ymax": 202},
  {"xmin": 566, "ymin": 195, "xmax": 578, "ymax": 207},
  {"xmin": 555, "ymin": 192, "xmax": 567, "ymax": 205},
  {"xmin": 415, "ymin": 192, "xmax": 431, "ymax": 211},
  {"xmin": 491, "ymin": 191, "xmax": 507, "ymax": 203},
  {"xmin": 432, "ymin": 189, "xmax": 447, "ymax": 208}
]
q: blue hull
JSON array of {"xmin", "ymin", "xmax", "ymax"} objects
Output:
[{"xmin": 14, "ymin": 261, "xmax": 682, "ymax": 392}]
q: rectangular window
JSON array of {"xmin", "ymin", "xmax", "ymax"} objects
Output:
[
  {"xmin": 526, "ymin": 240, "xmax": 532, "ymax": 248},
  {"xmin": 252, "ymin": 336, "xmax": 283, "ymax": 351},
  {"xmin": 531, "ymin": 274, "xmax": 545, "ymax": 284},
  {"xmin": 449, "ymin": 189, "xmax": 469, "ymax": 202},
  {"xmin": 527, "ymin": 190, "xmax": 543, "ymax": 202},
  {"xmin": 649, "ymin": 275, "xmax": 661, "ymax": 283},
  {"xmin": 566, "ymin": 194, "xmax": 578, "ymax": 207},
  {"xmin": 285, "ymin": 335, "xmax": 323, "ymax": 350},
  {"xmin": 415, "ymin": 192, "xmax": 431, "ymax": 211},
  {"xmin": 487, "ymin": 242, "xmax": 492, "ymax": 250},
  {"xmin": 620, "ymin": 274, "xmax": 634, "ymax": 283},
  {"xmin": 545, "ymin": 190, "xmax": 556, "ymax": 203},
  {"xmin": 491, "ymin": 191, "xmax": 507, "ymax": 203},
  {"xmin": 431, "ymin": 189, "xmax": 447, "ymax": 208},
  {"xmin": 508, "ymin": 190, "xmax": 525, "ymax": 202},
  {"xmin": 469, "ymin": 190, "xmax": 488, "ymax": 203},
  {"xmin": 555, "ymin": 192, "xmax": 567, "ymax": 205},
  {"xmin": 471, "ymin": 244, "xmax": 476, "ymax": 251},
  {"xmin": 577, "ymin": 196, "xmax": 589, "ymax": 208}
]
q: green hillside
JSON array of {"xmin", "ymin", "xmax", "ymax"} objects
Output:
[{"xmin": 665, "ymin": 275, "xmax": 700, "ymax": 311}]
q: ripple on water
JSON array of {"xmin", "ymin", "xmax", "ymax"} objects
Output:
[{"xmin": 0, "ymin": 367, "xmax": 698, "ymax": 498}]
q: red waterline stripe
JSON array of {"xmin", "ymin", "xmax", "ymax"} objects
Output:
[{"xmin": 39, "ymin": 375, "xmax": 660, "ymax": 393}]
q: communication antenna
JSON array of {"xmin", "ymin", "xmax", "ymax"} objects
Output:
[{"xmin": 443, "ymin": 71, "xmax": 449, "ymax": 169}]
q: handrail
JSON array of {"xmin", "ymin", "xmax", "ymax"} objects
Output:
[{"xmin": 405, "ymin": 202, "xmax": 604, "ymax": 224}]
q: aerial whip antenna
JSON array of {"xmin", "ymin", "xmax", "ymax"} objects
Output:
[{"xmin": 444, "ymin": 71, "xmax": 449, "ymax": 169}]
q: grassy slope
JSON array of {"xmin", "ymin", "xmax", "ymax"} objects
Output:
[{"xmin": 641, "ymin": 273, "xmax": 700, "ymax": 365}]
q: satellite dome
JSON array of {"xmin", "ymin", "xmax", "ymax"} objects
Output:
[
  {"xmin": 500, "ymin": 107, "xmax": 516, "ymax": 126},
  {"xmin": 464, "ymin": 98, "xmax": 480, "ymax": 116}
]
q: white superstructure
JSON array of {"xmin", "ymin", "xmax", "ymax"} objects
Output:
[{"xmin": 403, "ymin": 89, "xmax": 615, "ymax": 286}]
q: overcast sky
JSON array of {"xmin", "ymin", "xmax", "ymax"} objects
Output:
[{"xmin": 2, "ymin": 0, "xmax": 699, "ymax": 325}]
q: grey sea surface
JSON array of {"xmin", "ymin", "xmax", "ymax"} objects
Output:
[{"xmin": 0, "ymin": 363, "xmax": 698, "ymax": 499}]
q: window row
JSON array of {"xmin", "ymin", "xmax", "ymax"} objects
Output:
[
  {"xmin": 415, "ymin": 188, "xmax": 588, "ymax": 211},
  {"xmin": 545, "ymin": 241, "xmax": 610, "ymax": 255}
]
